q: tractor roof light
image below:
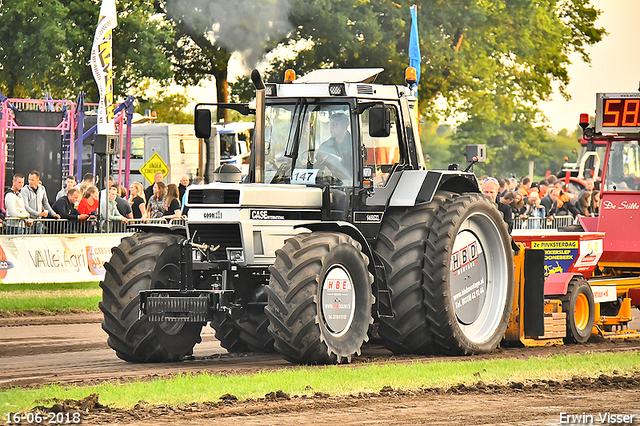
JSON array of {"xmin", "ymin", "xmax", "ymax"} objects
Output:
[
  {"xmin": 329, "ymin": 83, "xmax": 346, "ymax": 96},
  {"xmin": 284, "ymin": 69, "xmax": 296, "ymax": 83},
  {"xmin": 265, "ymin": 84, "xmax": 277, "ymax": 97},
  {"xmin": 405, "ymin": 67, "xmax": 417, "ymax": 86}
]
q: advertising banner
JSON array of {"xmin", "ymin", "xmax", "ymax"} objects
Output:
[
  {"xmin": 0, "ymin": 235, "xmax": 127, "ymax": 284},
  {"xmin": 90, "ymin": 0, "xmax": 118, "ymax": 135}
]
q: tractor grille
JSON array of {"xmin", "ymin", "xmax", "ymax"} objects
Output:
[
  {"xmin": 357, "ymin": 85, "xmax": 374, "ymax": 95},
  {"xmin": 147, "ymin": 296, "xmax": 208, "ymax": 322},
  {"xmin": 189, "ymin": 223, "xmax": 242, "ymax": 260},
  {"xmin": 188, "ymin": 189, "xmax": 240, "ymax": 205}
]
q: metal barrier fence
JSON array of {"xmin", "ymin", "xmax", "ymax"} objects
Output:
[
  {"xmin": 512, "ymin": 215, "xmax": 576, "ymax": 230},
  {"xmin": 0, "ymin": 217, "xmax": 186, "ymax": 235}
]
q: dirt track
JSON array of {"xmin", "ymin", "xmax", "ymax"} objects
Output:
[{"xmin": 2, "ymin": 313, "xmax": 640, "ymax": 425}]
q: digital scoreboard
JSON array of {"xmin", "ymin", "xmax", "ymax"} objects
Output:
[{"xmin": 596, "ymin": 93, "xmax": 640, "ymax": 133}]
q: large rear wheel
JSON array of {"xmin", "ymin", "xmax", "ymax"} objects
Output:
[
  {"xmin": 423, "ymin": 192, "xmax": 514, "ymax": 355},
  {"xmin": 266, "ymin": 232, "xmax": 374, "ymax": 364},
  {"xmin": 374, "ymin": 205, "xmax": 440, "ymax": 354},
  {"xmin": 560, "ymin": 276, "xmax": 595, "ymax": 344},
  {"xmin": 100, "ymin": 233, "xmax": 204, "ymax": 362}
]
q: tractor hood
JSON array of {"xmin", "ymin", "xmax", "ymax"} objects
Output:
[{"xmin": 185, "ymin": 183, "xmax": 323, "ymax": 208}]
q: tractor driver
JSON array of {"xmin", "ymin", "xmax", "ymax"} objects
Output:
[{"xmin": 315, "ymin": 112, "xmax": 353, "ymax": 185}]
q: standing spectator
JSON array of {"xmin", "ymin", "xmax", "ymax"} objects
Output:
[
  {"xmin": 507, "ymin": 177, "xmax": 518, "ymax": 192},
  {"xmin": 512, "ymin": 191, "xmax": 526, "ymax": 216},
  {"xmin": 77, "ymin": 173, "xmax": 95, "ymax": 196},
  {"xmin": 144, "ymin": 172, "xmax": 164, "ymax": 202},
  {"xmin": 481, "ymin": 178, "xmax": 513, "ymax": 233},
  {"xmin": 520, "ymin": 192, "xmax": 546, "ymax": 229},
  {"xmin": 591, "ymin": 190, "xmax": 600, "ymax": 216},
  {"xmin": 569, "ymin": 191, "xmax": 592, "ymax": 217},
  {"xmin": 538, "ymin": 179, "xmax": 549, "ymax": 198},
  {"xmin": 181, "ymin": 176, "xmax": 205, "ymax": 214},
  {"xmin": 540, "ymin": 187, "xmax": 561, "ymax": 219},
  {"xmin": 147, "ymin": 181, "xmax": 166, "ymax": 219},
  {"xmin": 100, "ymin": 186, "xmax": 129, "ymax": 231},
  {"xmin": 4, "ymin": 173, "xmax": 33, "ymax": 234},
  {"xmin": 163, "ymin": 184, "xmax": 182, "ymax": 219},
  {"xmin": 518, "ymin": 177, "xmax": 531, "ymax": 198},
  {"xmin": 56, "ymin": 175, "xmax": 77, "ymax": 200},
  {"xmin": 178, "ymin": 174, "xmax": 190, "ymax": 202},
  {"xmin": 21, "ymin": 170, "xmax": 60, "ymax": 233},
  {"xmin": 52, "ymin": 188, "xmax": 91, "ymax": 233},
  {"xmin": 116, "ymin": 185, "xmax": 133, "ymax": 219},
  {"xmin": 129, "ymin": 182, "xmax": 147, "ymax": 220},
  {"xmin": 579, "ymin": 178, "xmax": 595, "ymax": 197},
  {"xmin": 78, "ymin": 186, "xmax": 99, "ymax": 216}
]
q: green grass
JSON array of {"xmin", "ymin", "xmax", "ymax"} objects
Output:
[
  {"xmin": 1, "ymin": 351, "xmax": 638, "ymax": 414},
  {"xmin": 0, "ymin": 282, "xmax": 100, "ymax": 315}
]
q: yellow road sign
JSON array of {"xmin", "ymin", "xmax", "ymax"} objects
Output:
[{"xmin": 140, "ymin": 152, "xmax": 169, "ymax": 184}]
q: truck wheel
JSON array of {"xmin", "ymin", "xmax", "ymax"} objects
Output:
[
  {"xmin": 374, "ymin": 205, "xmax": 440, "ymax": 354},
  {"xmin": 560, "ymin": 277, "xmax": 595, "ymax": 344},
  {"xmin": 423, "ymin": 191, "xmax": 514, "ymax": 355},
  {"xmin": 100, "ymin": 233, "xmax": 204, "ymax": 362},
  {"xmin": 266, "ymin": 232, "xmax": 374, "ymax": 364}
]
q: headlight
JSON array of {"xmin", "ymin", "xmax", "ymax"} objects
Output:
[{"xmin": 226, "ymin": 248, "xmax": 245, "ymax": 263}]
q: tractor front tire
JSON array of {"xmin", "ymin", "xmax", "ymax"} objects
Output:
[
  {"xmin": 423, "ymin": 191, "xmax": 514, "ymax": 355},
  {"xmin": 266, "ymin": 232, "xmax": 374, "ymax": 364},
  {"xmin": 100, "ymin": 233, "xmax": 203, "ymax": 362},
  {"xmin": 560, "ymin": 276, "xmax": 595, "ymax": 344}
]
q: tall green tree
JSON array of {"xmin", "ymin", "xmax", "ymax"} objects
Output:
[
  {"xmin": 238, "ymin": 0, "xmax": 604, "ymax": 175},
  {"xmin": 0, "ymin": 0, "xmax": 174, "ymax": 101}
]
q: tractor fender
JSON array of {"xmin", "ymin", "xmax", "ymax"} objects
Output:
[
  {"xmin": 128, "ymin": 223, "xmax": 188, "ymax": 238},
  {"xmin": 545, "ymin": 272, "xmax": 585, "ymax": 296},
  {"xmin": 388, "ymin": 170, "xmax": 479, "ymax": 207},
  {"xmin": 296, "ymin": 221, "xmax": 375, "ymax": 268}
]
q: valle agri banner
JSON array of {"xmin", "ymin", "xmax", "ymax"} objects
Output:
[
  {"xmin": 90, "ymin": 0, "xmax": 117, "ymax": 135},
  {"xmin": 0, "ymin": 235, "xmax": 127, "ymax": 284}
]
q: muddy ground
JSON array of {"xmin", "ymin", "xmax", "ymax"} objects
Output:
[{"xmin": 2, "ymin": 313, "xmax": 640, "ymax": 425}]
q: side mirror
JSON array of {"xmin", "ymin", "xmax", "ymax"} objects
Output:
[
  {"xmin": 195, "ymin": 109, "xmax": 212, "ymax": 138},
  {"xmin": 369, "ymin": 105, "xmax": 391, "ymax": 137}
]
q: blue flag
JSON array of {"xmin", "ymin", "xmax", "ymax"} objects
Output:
[{"xmin": 409, "ymin": 5, "xmax": 421, "ymax": 90}]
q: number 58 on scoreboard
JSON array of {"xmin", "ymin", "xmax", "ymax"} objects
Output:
[{"xmin": 596, "ymin": 93, "xmax": 640, "ymax": 133}]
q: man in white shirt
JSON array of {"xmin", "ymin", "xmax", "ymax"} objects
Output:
[
  {"xmin": 5, "ymin": 173, "xmax": 33, "ymax": 234},
  {"xmin": 21, "ymin": 170, "xmax": 60, "ymax": 234}
]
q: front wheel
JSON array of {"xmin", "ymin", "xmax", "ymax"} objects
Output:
[
  {"xmin": 266, "ymin": 232, "xmax": 374, "ymax": 364},
  {"xmin": 100, "ymin": 233, "xmax": 203, "ymax": 362},
  {"xmin": 560, "ymin": 277, "xmax": 595, "ymax": 344}
]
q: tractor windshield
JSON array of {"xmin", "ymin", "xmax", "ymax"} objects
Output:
[
  {"xmin": 264, "ymin": 102, "xmax": 353, "ymax": 187},
  {"xmin": 604, "ymin": 140, "xmax": 640, "ymax": 192}
]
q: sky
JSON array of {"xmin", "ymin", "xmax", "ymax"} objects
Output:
[{"xmin": 540, "ymin": 0, "xmax": 640, "ymax": 132}]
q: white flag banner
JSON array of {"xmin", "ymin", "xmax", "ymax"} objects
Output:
[{"xmin": 90, "ymin": 0, "xmax": 117, "ymax": 135}]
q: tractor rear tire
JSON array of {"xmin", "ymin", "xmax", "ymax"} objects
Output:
[
  {"xmin": 266, "ymin": 232, "xmax": 374, "ymax": 364},
  {"xmin": 100, "ymin": 233, "xmax": 204, "ymax": 362},
  {"xmin": 210, "ymin": 313, "xmax": 248, "ymax": 353},
  {"xmin": 211, "ymin": 286, "xmax": 274, "ymax": 353},
  {"xmin": 560, "ymin": 276, "xmax": 595, "ymax": 344},
  {"xmin": 374, "ymin": 205, "xmax": 441, "ymax": 354},
  {"xmin": 423, "ymin": 191, "xmax": 514, "ymax": 355}
]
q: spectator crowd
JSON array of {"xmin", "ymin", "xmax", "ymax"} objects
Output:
[
  {"xmin": 3, "ymin": 170, "xmax": 204, "ymax": 235},
  {"xmin": 480, "ymin": 174, "xmax": 601, "ymax": 232}
]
